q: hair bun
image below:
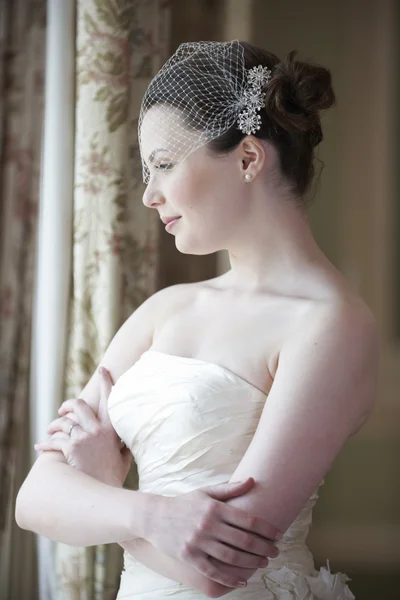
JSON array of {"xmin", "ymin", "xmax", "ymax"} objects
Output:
[{"xmin": 265, "ymin": 50, "xmax": 336, "ymax": 137}]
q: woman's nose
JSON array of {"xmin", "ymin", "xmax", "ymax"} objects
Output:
[{"xmin": 142, "ymin": 184, "xmax": 165, "ymax": 209}]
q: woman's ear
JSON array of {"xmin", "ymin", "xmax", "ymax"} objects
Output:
[{"xmin": 239, "ymin": 137, "xmax": 266, "ymax": 179}]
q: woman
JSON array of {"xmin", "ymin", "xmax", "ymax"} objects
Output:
[{"xmin": 17, "ymin": 40, "xmax": 378, "ymax": 598}]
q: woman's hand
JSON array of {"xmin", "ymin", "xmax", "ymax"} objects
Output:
[
  {"xmin": 34, "ymin": 367, "xmax": 131, "ymax": 488},
  {"xmin": 146, "ymin": 477, "xmax": 282, "ymax": 588}
]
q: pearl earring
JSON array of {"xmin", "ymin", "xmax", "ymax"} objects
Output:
[{"xmin": 244, "ymin": 174, "xmax": 252, "ymax": 181}]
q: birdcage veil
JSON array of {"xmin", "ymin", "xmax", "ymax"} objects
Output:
[{"xmin": 138, "ymin": 39, "xmax": 272, "ymax": 184}]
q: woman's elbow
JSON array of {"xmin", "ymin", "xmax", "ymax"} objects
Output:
[
  {"xmin": 15, "ymin": 477, "xmax": 43, "ymax": 532},
  {"xmin": 15, "ymin": 486, "xmax": 31, "ymax": 530}
]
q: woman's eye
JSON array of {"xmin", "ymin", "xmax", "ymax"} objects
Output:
[{"xmin": 155, "ymin": 162, "xmax": 173, "ymax": 170}]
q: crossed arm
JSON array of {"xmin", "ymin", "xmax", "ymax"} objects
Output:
[{"xmin": 16, "ymin": 298, "xmax": 378, "ymax": 597}]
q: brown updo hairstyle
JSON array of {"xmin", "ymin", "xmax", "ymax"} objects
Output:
[
  {"xmin": 143, "ymin": 41, "xmax": 336, "ymax": 206},
  {"xmin": 207, "ymin": 41, "xmax": 336, "ymax": 206}
]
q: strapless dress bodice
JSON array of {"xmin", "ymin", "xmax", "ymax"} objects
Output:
[{"xmin": 108, "ymin": 350, "xmax": 355, "ymax": 599}]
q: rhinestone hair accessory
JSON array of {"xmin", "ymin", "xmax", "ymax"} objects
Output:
[
  {"xmin": 138, "ymin": 40, "xmax": 273, "ymax": 184},
  {"xmin": 236, "ymin": 65, "xmax": 272, "ymax": 135}
]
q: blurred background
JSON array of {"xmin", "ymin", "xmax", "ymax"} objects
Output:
[{"xmin": 0, "ymin": 0, "xmax": 399, "ymax": 599}]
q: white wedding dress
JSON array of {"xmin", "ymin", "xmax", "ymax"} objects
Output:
[{"xmin": 108, "ymin": 350, "xmax": 355, "ymax": 599}]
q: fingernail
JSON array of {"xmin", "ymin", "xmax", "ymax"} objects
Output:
[
  {"xmin": 99, "ymin": 367, "xmax": 106, "ymax": 376},
  {"xmin": 237, "ymin": 581, "xmax": 247, "ymax": 587},
  {"xmin": 275, "ymin": 532, "xmax": 283, "ymax": 541}
]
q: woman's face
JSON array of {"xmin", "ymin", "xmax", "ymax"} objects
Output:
[{"xmin": 140, "ymin": 106, "xmax": 252, "ymax": 256}]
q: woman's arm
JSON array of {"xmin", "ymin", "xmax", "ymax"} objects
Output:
[
  {"xmin": 28, "ymin": 368, "xmax": 281, "ymax": 590},
  {"xmin": 15, "ymin": 451, "xmax": 155, "ymax": 546},
  {"xmin": 16, "ymin": 285, "xmax": 175, "ymax": 544},
  {"xmin": 209, "ymin": 303, "xmax": 378, "ymax": 596}
]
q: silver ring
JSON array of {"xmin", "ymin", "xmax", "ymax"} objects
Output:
[{"xmin": 68, "ymin": 422, "xmax": 79, "ymax": 436}]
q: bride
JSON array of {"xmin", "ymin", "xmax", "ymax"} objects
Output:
[{"xmin": 16, "ymin": 40, "xmax": 378, "ymax": 598}]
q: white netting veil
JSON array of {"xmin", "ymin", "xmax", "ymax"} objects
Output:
[{"xmin": 137, "ymin": 40, "xmax": 272, "ymax": 184}]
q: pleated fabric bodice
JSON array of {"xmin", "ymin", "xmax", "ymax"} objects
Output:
[{"xmin": 108, "ymin": 350, "xmax": 355, "ymax": 599}]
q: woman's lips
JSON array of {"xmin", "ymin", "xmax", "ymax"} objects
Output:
[{"xmin": 165, "ymin": 217, "xmax": 181, "ymax": 232}]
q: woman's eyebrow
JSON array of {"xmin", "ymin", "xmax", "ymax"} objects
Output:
[{"xmin": 149, "ymin": 148, "xmax": 170, "ymax": 162}]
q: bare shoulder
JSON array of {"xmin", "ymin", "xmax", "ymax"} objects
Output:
[
  {"xmin": 282, "ymin": 292, "xmax": 379, "ymax": 428},
  {"xmin": 73, "ymin": 282, "xmax": 196, "ymax": 415},
  {"xmin": 106, "ymin": 281, "xmax": 196, "ymax": 374},
  {"xmin": 315, "ymin": 293, "xmax": 377, "ymax": 342},
  {"xmin": 292, "ymin": 289, "xmax": 379, "ymax": 361}
]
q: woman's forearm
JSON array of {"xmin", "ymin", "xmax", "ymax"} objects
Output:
[{"xmin": 15, "ymin": 457, "xmax": 154, "ymax": 546}]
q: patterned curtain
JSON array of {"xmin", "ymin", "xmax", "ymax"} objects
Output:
[
  {"xmin": 54, "ymin": 1, "xmax": 171, "ymax": 598},
  {"xmin": 0, "ymin": 1, "xmax": 46, "ymax": 599}
]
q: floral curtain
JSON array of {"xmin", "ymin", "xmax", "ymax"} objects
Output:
[
  {"xmin": 54, "ymin": 1, "xmax": 171, "ymax": 598},
  {"xmin": 0, "ymin": 1, "xmax": 46, "ymax": 599}
]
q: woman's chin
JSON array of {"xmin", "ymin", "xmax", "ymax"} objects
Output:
[{"xmin": 175, "ymin": 236, "xmax": 215, "ymax": 256}]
